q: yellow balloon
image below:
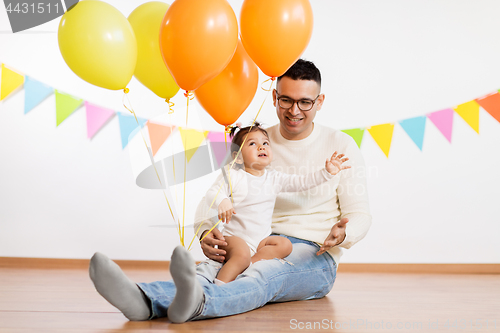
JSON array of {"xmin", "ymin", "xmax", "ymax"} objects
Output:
[
  {"xmin": 128, "ymin": 2, "xmax": 180, "ymax": 99},
  {"xmin": 58, "ymin": 0, "xmax": 137, "ymax": 90}
]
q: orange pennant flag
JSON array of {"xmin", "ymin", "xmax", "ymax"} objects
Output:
[
  {"xmin": 147, "ymin": 122, "xmax": 176, "ymax": 156},
  {"xmin": 367, "ymin": 123, "xmax": 395, "ymax": 158},
  {"xmin": 476, "ymin": 92, "xmax": 500, "ymax": 124}
]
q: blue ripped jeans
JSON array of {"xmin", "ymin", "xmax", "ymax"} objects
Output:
[{"xmin": 137, "ymin": 235, "xmax": 337, "ymax": 320}]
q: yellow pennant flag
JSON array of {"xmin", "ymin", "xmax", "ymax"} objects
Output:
[
  {"xmin": 178, "ymin": 128, "xmax": 209, "ymax": 162},
  {"xmin": 1, "ymin": 64, "xmax": 25, "ymax": 101},
  {"xmin": 367, "ymin": 123, "xmax": 395, "ymax": 158},
  {"xmin": 453, "ymin": 100, "xmax": 480, "ymax": 134}
]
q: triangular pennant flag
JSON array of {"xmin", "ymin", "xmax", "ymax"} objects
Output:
[
  {"xmin": 427, "ymin": 108, "xmax": 454, "ymax": 143},
  {"xmin": 24, "ymin": 76, "xmax": 54, "ymax": 114},
  {"xmin": 1, "ymin": 64, "xmax": 25, "ymax": 101},
  {"xmin": 453, "ymin": 100, "xmax": 480, "ymax": 134},
  {"xmin": 55, "ymin": 90, "xmax": 83, "ymax": 126},
  {"xmin": 85, "ymin": 101, "xmax": 115, "ymax": 139},
  {"xmin": 207, "ymin": 131, "xmax": 232, "ymax": 167},
  {"xmin": 147, "ymin": 122, "xmax": 175, "ymax": 156},
  {"xmin": 341, "ymin": 128, "xmax": 365, "ymax": 148},
  {"xmin": 476, "ymin": 92, "xmax": 500, "ymax": 124},
  {"xmin": 367, "ymin": 123, "xmax": 394, "ymax": 158},
  {"xmin": 178, "ymin": 128, "xmax": 209, "ymax": 163},
  {"xmin": 117, "ymin": 112, "xmax": 148, "ymax": 149},
  {"xmin": 399, "ymin": 116, "xmax": 426, "ymax": 151}
]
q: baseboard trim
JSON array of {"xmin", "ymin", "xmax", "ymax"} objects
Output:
[
  {"xmin": 336, "ymin": 263, "xmax": 500, "ymax": 274},
  {"xmin": 1, "ymin": 257, "xmax": 498, "ymax": 274},
  {"xmin": 0, "ymin": 257, "xmax": 169, "ymax": 270}
]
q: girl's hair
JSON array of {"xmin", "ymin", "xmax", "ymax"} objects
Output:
[{"xmin": 229, "ymin": 122, "xmax": 269, "ymax": 164}]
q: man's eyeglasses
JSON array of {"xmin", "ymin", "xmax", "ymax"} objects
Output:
[{"xmin": 276, "ymin": 93, "xmax": 320, "ymax": 111}]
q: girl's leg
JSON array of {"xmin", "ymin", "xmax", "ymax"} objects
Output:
[
  {"xmin": 251, "ymin": 236, "xmax": 293, "ymax": 263},
  {"xmin": 216, "ymin": 236, "xmax": 251, "ymax": 283}
]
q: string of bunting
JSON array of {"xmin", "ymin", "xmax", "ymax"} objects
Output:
[{"xmin": 1, "ymin": 63, "xmax": 500, "ymax": 159}]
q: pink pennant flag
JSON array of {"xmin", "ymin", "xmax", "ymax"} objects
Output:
[
  {"xmin": 85, "ymin": 101, "xmax": 115, "ymax": 139},
  {"xmin": 207, "ymin": 131, "xmax": 232, "ymax": 167},
  {"xmin": 427, "ymin": 108, "xmax": 454, "ymax": 143},
  {"xmin": 207, "ymin": 131, "xmax": 231, "ymax": 144}
]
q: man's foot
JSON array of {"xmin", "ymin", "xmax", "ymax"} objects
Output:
[
  {"xmin": 89, "ymin": 252, "xmax": 151, "ymax": 321},
  {"xmin": 167, "ymin": 246, "xmax": 204, "ymax": 323}
]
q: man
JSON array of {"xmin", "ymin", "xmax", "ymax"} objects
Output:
[{"xmin": 89, "ymin": 59, "xmax": 371, "ymax": 323}]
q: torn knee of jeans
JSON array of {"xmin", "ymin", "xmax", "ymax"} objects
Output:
[
  {"xmin": 276, "ymin": 258, "xmax": 294, "ymax": 265},
  {"xmin": 252, "ymin": 258, "xmax": 294, "ymax": 265}
]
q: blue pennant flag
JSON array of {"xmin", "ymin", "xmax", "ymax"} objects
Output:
[
  {"xmin": 24, "ymin": 76, "xmax": 54, "ymax": 114},
  {"xmin": 117, "ymin": 112, "xmax": 148, "ymax": 149},
  {"xmin": 399, "ymin": 116, "xmax": 427, "ymax": 151}
]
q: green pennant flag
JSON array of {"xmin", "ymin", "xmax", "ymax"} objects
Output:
[
  {"xmin": 55, "ymin": 90, "xmax": 83, "ymax": 126},
  {"xmin": 341, "ymin": 128, "xmax": 365, "ymax": 148}
]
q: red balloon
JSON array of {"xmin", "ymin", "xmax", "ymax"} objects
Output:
[
  {"xmin": 159, "ymin": 0, "xmax": 238, "ymax": 91},
  {"xmin": 195, "ymin": 40, "xmax": 259, "ymax": 126}
]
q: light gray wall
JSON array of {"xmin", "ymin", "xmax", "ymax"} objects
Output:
[{"xmin": 1, "ymin": 0, "xmax": 499, "ymax": 262}]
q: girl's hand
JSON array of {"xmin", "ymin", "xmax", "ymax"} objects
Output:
[
  {"xmin": 325, "ymin": 151, "xmax": 351, "ymax": 175},
  {"xmin": 218, "ymin": 198, "xmax": 236, "ymax": 223}
]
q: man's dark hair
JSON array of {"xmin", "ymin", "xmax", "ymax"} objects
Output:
[{"xmin": 277, "ymin": 59, "xmax": 321, "ymax": 86}]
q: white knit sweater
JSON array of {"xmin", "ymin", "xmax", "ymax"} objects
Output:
[{"xmin": 195, "ymin": 123, "xmax": 372, "ymax": 265}]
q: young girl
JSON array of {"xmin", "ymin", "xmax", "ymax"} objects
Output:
[{"xmin": 204, "ymin": 123, "xmax": 350, "ymax": 285}]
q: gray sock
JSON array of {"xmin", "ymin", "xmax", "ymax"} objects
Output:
[
  {"xmin": 89, "ymin": 252, "xmax": 151, "ymax": 321},
  {"xmin": 167, "ymin": 246, "xmax": 204, "ymax": 323}
]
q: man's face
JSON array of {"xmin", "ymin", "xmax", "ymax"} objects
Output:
[{"xmin": 273, "ymin": 77, "xmax": 324, "ymax": 140}]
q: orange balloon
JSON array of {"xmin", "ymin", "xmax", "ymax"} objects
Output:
[
  {"xmin": 195, "ymin": 40, "xmax": 259, "ymax": 126},
  {"xmin": 159, "ymin": 0, "xmax": 238, "ymax": 91},
  {"xmin": 240, "ymin": 0, "xmax": 313, "ymax": 77}
]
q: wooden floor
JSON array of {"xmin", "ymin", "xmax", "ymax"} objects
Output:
[{"xmin": 0, "ymin": 263, "xmax": 499, "ymax": 333}]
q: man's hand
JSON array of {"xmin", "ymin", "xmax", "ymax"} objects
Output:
[
  {"xmin": 200, "ymin": 228, "xmax": 227, "ymax": 262},
  {"xmin": 325, "ymin": 151, "xmax": 350, "ymax": 175},
  {"xmin": 316, "ymin": 217, "xmax": 349, "ymax": 256},
  {"xmin": 218, "ymin": 198, "xmax": 236, "ymax": 223}
]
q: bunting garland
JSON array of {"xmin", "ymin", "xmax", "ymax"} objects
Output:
[
  {"xmin": 454, "ymin": 100, "xmax": 480, "ymax": 134},
  {"xmin": 476, "ymin": 92, "xmax": 500, "ymax": 123},
  {"xmin": 207, "ymin": 132, "xmax": 233, "ymax": 168},
  {"xmin": 147, "ymin": 121, "xmax": 175, "ymax": 156},
  {"xmin": 117, "ymin": 112, "xmax": 148, "ymax": 149},
  {"xmin": 178, "ymin": 128, "xmax": 209, "ymax": 163},
  {"xmin": 85, "ymin": 101, "xmax": 115, "ymax": 139},
  {"xmin": 1, "ymin": 62, "xmax": 500, "ymax": 159},
  {"xmin": 24, "ymin": 76, "xmax": 53, "ymax": 114},
  {"xmin": 427, "ymin": 108, "xmax": 454, "ymax": 143},
  {"xmin": 367, "ymin": 124, "xmax": 395, "ymax": 158},
  {"xmin": 399, "ymin": 116, "xmax": 427, "ymax": 151},
  {"xmin": 341, "ymin": 128, "xmax": 365, "ymax": 148},
  {"xmin": 1, "ymin": 64, "xmax": 24, "ymax": 101},
  {"xmin": 55, "ymin": 90, "xmax": 83, "ymax": 126}
]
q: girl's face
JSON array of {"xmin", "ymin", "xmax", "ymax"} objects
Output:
[{"xmin": 235, "ymin": 130, "xmax": 273, "ymax": 171}]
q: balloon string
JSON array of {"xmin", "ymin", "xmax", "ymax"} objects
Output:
[
  {"xmin": 187, "ymin": 78, "xmax": 275, "ymax": 251},
  {"xmin": 180, "ymin": 90, "xmax": 193, "ymax": 247},
  {"xmin": 167, "ymin": 104, "xmax": 180, "ymax": 239},
  {"xmin": 261, "ymin": 76, "xmax": 276, "ymax": 91},
  {"xmin": 199, "ymin": 219, "xmax": 222, "ymax": 243},
  {"xmin": 122, "ymin": 88, "xmax": 182, "ymax": 245},
  {"xmin": 166, "ymin": 98, "xmax": 175, "ymax": 114}
]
